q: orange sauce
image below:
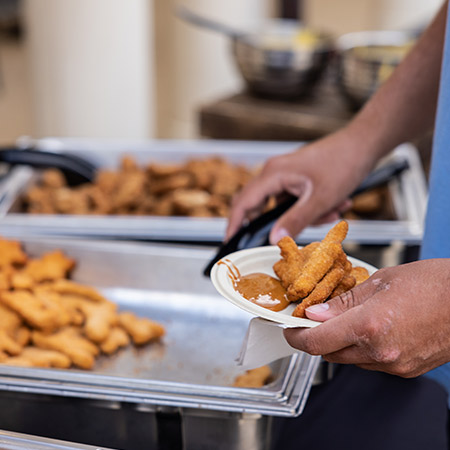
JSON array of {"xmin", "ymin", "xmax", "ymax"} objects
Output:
[{"xmin": 219, "ymin": 259, "xmax": 289, "ymax": 312}]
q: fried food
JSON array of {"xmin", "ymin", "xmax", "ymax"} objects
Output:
[
  {"xmin": 351, "ymin": 266, "xmax": 370, "ymax": 285},
  {"xmin": 0, "ymin": 290, "xmax": 65, "ymax": 331},
  {"xmin": 32, "ymin": 327, "xmax": 99, "ymax": 370},
  {"xmin": 232, "ymin": 365, "xmax": 273, "ymax": 388},
  {"xmin": 273, "ymin": 238, "xmax": 319, "ymax": 290},
  {"xmin": 0, "ymin": 239, "xmax": 27, "ymax": 268},
  {"xmin": 3, "ymin": 347, "xmax": 72, "ymax": 369},
  {"xmin": 24, "ymin": 250, "xmax": 75, "ymax": 283},
  {"xmin": 118, "ymin": 312, "xmax": 165, "ymax": 345},
  {"xmin": 47, "ymin": 279, "xmax": 109, "ymax": 303},
  {"xmin": 292, "ymin": 260, "xmax": 346, "ymax": 317},
  {"xmin": 76, "ymin": 300, "xmax": 118, "ymax": 344},
  {"xmin": 287, "ymin": 242, "xmax": 343, "ymax": 301},
  {"xmin": 100, "ymin": 327, "xmax": 130, "ymax": 354},
  {"xmin": 0, "ymin": 237, "xmax": 166, "ymax": 370},
  {"xmin": 273, "ymin": 221, "xmax": 370, "ymax": 318},
  {"xmin": 22, "ymin": 156, "xmax": 256, "ymax": 218}
]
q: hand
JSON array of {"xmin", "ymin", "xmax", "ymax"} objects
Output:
[
  {"xmin": 284, "ymin": 259, "xmax": 450, "ymax": 377},
  {"xmin": 226, "ymin": 129, "xmax": 376, "ymax": 245}
]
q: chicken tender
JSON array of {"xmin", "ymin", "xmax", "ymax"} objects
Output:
[
  {"xmin": 287, "ymin": 242, "xmax": 343, "ymax": 301},
  {"xmin": 352, "ymin": 266, "xmax": 370, "ymax": 285},
  {"xmin": 292, "ymin": 261, "xmax": 346, "ymax": 318}
]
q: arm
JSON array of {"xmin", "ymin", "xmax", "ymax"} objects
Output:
[{"xmin": 226, "ymin": 1, "xmax": 447, "ymax": 244}]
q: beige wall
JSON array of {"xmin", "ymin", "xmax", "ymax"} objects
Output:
[
  {"xmin": 304, "ymin": 0, "xmax": 443, "ymax": 35},
  {"xmin": 24, "ymin": 0, "xmax": 153, "ymax": 139},
  {"xmin": 154, "ymin": 0, "xmax": 271, "ymax": 138}
]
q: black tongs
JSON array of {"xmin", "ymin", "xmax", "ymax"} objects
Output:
[
  {"xmin": 203, "ymin": 158, "xmax": 409, "ymax": 277},
  {"xmin": 0, "ymin": 147, "xmax": 97, "ymax": 186}
]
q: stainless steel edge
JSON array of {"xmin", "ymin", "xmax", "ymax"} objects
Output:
[{"xmin": 0, "ymin": 429, "xmax": 116, "ymax": 450}]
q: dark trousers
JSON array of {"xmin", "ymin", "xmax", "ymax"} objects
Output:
[{"xmin": 271, "ymin": 365, "xmax": 449, "ymax": 450}]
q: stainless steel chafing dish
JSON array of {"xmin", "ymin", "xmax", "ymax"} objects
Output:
[
  {"xmin": 0, "ymin": 430, "xmax": 116, "ymax": 450},
  {"xmin": 0, "ymin": 137, "xmax": 427, "ymax": 245},
  {"xmin": 0, "ymin": 236, "xmax": 319, "ymax": 450}
]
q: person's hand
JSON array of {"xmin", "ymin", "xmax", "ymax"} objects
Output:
[
  {"xmin": 284, "ymin": 259, "xmax": 450, "ymax": 377},
  {"xmin": 226, "ymin": 129, "xmax": 377, "ymax": 245}
]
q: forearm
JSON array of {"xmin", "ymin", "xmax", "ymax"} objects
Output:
[{"xmin": 345, "ymin": 1, "xmax": 448, "ymax": 164}]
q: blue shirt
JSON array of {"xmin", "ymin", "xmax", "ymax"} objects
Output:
[{"xmin": 420, "ymin": 5, "xmax": 450, "ymax": 403}]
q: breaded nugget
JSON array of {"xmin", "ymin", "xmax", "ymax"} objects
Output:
[
  {"xmin": 0, "ymin": 239, "xmax": 27, "ymax": 267},
  {"xmin": 0, "ymin": 290, "xmax": 62, "ymax": 331},
  {"xmin": 0, "ymin": 329, "xmax": 23, "ymax": 355},
  {"xmin": 233, "ymin": 365, "xmax": 273, "ymax": 388},
  {"xmin": 0, "ymin": 356, "xmax": 33, "ymax": 367},
  {"xmin": 287, "ymin": 242, "xmax": 343, "ymax": 301},
  {"xmin": 14, "ymin": 347, "xmax": 71, "ymax": 369},
  {"xmin": 32, "ymin": 327, "xmax": 99, "ymax": 370},
  {"xmin": 118, "ymin": 312, "xmax": 165, "ymax": 345},
  {"xmin": 0, "ymin": 303, "xmax": 22, "ymax": 334},
  {"xmin": 48, "ymin": 279, "xmax": 108, "ymax": 303},
  {"xmin": 292, "ymin": 261, "xmax": 346, "ymax": 318},
  {"xmin": 352, "ymin": 266, "xmax": 370, "ymax": 285},
  {"xmin": 77, "ymin": 300, "xmax": 118, "ymax": 344},
  {"xmin": 24, "ymin": 250, "xmax": 75, "ymax": 283},
  {"xmin": 100, "ymin": 326, "xmax": 130, "ymax": 354},
  {"xmin": 41, "ymin": 169, "xmax": 66, "ymax": 189},
  {"xmin": 10, "ymin": 271, "xmax": 34, "ymax": 290}
]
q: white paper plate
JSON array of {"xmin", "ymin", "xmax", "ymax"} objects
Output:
[{"xmin": 211, "ymin": 246, "xmax": 378, "ymax": 328}]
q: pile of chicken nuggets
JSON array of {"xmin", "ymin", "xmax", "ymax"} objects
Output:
[
  {"xmin": 0, "ymin": 238, "xmax": 165, "ymax": 370},
  {"xmin": 23, "ymin": 156, "xmax": 254, "ymax": 217},
  {"xmin": 274, "ymin": 221, "xmax": 370, "ymax": 318}
]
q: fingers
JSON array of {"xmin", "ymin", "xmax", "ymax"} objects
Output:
[
  {"xmin": 284, "ymin": 306, "xmax": 363, "ymax": 355},
  {"xmin": 225, "ymin": 173, "xmax": 286, "ymax": 241},
  {"xmin": 304, "ymin": 277, "xmax": 379, "ymax": 322},
  {"xmin": 268, "ymin": 176, "xmax": 314, "ymax": 244},
  {"xmin": 322, "ymin": 345, "xmax": 374, "ymax": 365}
]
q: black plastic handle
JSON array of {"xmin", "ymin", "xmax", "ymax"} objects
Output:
[{"xmin": 0, "ymin": 148, "xmax": 97, "ymax": 186}]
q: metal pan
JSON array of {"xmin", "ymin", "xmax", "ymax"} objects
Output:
[
  {"xmin": 0, "ymin": 235, "xmax": 319, "ymax": 417},
  {"xmin": 0, "ymin": 138, "xmax": 427, "ymax": 245}
]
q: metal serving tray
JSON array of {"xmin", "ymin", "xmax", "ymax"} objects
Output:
[
  {"xmin": 0, "ymin": 137, "xmax": 427, "ymax": 245},
  {"xmin": 0, "ymin": 236, "xmax": 318, "ymax": 418},
  {"xmin": 0, "ymin": 430, "xmax": 116, "ymax": 450}
]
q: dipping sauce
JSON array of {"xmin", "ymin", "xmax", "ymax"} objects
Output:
[
  {"xmin": 218, "ymin": 258, "xmax": 289, "ymax": 312},
  {"xmin": 234, "ymin": 273, "xmax": 289, "ymax": 312}
]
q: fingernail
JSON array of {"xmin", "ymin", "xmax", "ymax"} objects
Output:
[
  {"xmin": 307, "ymin": 303, "xmax": 329, "ymax": 313},
  {"xmin": 270, "ymin": 227, "xmax": 290, "ymax": 244}
]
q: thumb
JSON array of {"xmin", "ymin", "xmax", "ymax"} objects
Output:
[{"xmin": 304, "ymin": 278, "xmax": 377, "ymax": 322}]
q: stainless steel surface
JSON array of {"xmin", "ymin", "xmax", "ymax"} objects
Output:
[
  {"xmin": 177, "ymin": 8, "xmax": 333, "ymax": 99},
  {"xmin": 0, "ymin": 430, "xmax": 116, "ymax": 450},
  {"xmin": 0, "ymin": 237, "xmax": 319, "ymax": 417},
  {"xmin": 232, "ymin": 19, "xmax": 333, "ymax": 99},
  {"xmin": 335, "ymin": 30, "xmax": 413, "ymax": 109},
  {"xmin": 182, "ymin": 410, "xmax": 271, "ymax": 450},
  {"xmin": 0, "ymin": 138, "xmax": 427, "ymax": 245}
]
